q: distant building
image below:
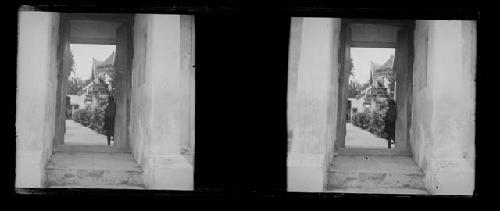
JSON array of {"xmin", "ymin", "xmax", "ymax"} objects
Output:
[
  {"xmin": 83, "ymin": 51, "xmax": 116, "ymax": 111},
  {"xmin": 356, "ymin": 55, "xmax": 395, "ymax": 112}
]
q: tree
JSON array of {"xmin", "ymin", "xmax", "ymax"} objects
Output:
[
  {"xmin": 69, "ymin": 50, "xmax": 76, "ymax": 75},
  {"xmin": 67, "ymin": 50, "xmax": 93, "ymax": 95},
  {"xmin": 347, "ymin": 57, "xmax": 354, "ymax": 77},
  {"xmin": 347, "ymin": 80, "xmax": 360, "ymax": 98},
  {"xmin": 67, "ymin": 78, "xmax": 88, "ymax": 95}
]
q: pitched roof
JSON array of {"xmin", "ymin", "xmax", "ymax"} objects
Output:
[
  {"xmin": 92, "ymin": 51, "xmax": 115, "ymax": 68},
  {"xmin": 101, "ymin": 51, "xmax": 115, "ymax": 67},
  {"xmin": 372, "ymin": 55, "xmax": 394, "ymax": 72}
]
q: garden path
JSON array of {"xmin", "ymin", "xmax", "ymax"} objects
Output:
[
  {"xmin": 64, "ymin": 120, "xmax": 113, "ymax": 145},
  {"xmin": 345, "ymin": 123, "xmax": 388, "ymax": 148}
]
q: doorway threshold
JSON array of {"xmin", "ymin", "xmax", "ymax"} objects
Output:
[
  {"xmin": 46, "ymin": 151, "xmax": 145, "ymax": 189},
  {"xmin": 55, "ymin": 145, "xmax": 131, "ymax": 153},
  {"xmin": 326, "ymin": 155, "xmax": 428, "ymax": 195}
]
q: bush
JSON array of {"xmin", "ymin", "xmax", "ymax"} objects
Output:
[
  {"xmin": 352, "ymin": 112, "xmax": 371, "ymax": 130},
  {"xmin": 352, "ymin": 110, "xmax": 388, "ymax": 138},
  {"xmin": 73, "ymin": 109, "xmax": 91, "ymax": 126},
  {"xmin": 89, "ymin": 100, "xmax": 107, "ymax": 135},
  {"xmin": 368, "ymin": 111, "xmax": 385, "ymax": 137},
  {"xmin": 72, "ymin": 99, "xmax": 108, "ymax": 135}
]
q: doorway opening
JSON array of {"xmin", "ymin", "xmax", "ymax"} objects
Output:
[
  {"xmin": 345, "ymin": 47, "xmax": 396, "ymax": 149},
  {"xmin": 54, "ymin": 13, "xmax": 134, "ymax": 153},
  {"xmin": 65, "ymin": 44, "xmax": 116, "ymax": 146},
  {"xmin": 335, "ymin": 19, "xmax": 414, "ymax": 156}
]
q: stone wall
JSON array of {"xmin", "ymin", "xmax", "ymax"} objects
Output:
[
  {"xmin": 70, "ymin": 20, "xmax": 121, "ymax": 44},
  {"xmin": 287, "ymin": 17, "xmax": 341, "ymax": 192},
  {"xmin": 180, "ymin": 15, "xmax": 195, "ymax": 165},
  {"xmin": 410, "ymin": 20, "xmax": 476, "ymax": 195},
  {"xmin": 130, "ymin": 14, "xmax": 153, "ymax": 169},
  {"xmin": 16, "ymin": 12, "xmax": 60, "ymax": 188},
  {"xmin": 130, "ymin": 14, "xmax": 194, "ymax": 190}
]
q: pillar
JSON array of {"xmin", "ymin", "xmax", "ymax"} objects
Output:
[
  {"xmin": 16, "ymin": 11, "xmax": 59, "ymax": 188},
  {"xmin": 142, "ymin": 14, "xmax": 194, "ymax": 190},
  {"xmin": 287, "ymin": 17, "xmax": 341, "ymax": 192},
  {"xmin": 426, "ymin": 20, "xmax": 476, "ymax": 195},
  {"xmin": 411, "ymin": 20, "xmax": 476, "ymax": 195}
]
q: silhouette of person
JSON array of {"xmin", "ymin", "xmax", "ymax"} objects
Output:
[
  {"xmin": 384, "ymin": 98, "xmax": 396, "ymax": 148},
  {"xmin": 104, "ymin": 96, "xmax": 116, "ymax": 145}
]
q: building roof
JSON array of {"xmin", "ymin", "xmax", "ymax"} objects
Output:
[
  {"xmin": 371, "ymin": 55, "xmax": 394, "ymax": 73},
  {"xmin": 92, "ymin": 51, "xmax": 116, "ymax": 68},
  {"xmin": 101, "ymin": 51, "xmax": 115, "ymax": 67},
  {"xmin": 90, "ymin": 51, "xmax": 116, "ymax": 81}
]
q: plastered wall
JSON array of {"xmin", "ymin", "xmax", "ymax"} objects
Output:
[
  {"xmin": 130, "ymin": 14, "xmax": 153, "ymax": 169},
  {"xmin": 130, "ymin": 14, "xmax": 194, "ymax": 190},
  {"xmin": 180, "ymin": 15, "xmax": 195, "ymax": 165},
  {"xmin": 287, "ymin": 17, "xmax": 341, "ymax": 192},
  {"xmin": 410, "ymin": 20, "xmax": 476, "ymax": 195},
  {"xmin": 70, "ymin": 20, "xmax": 121, "ymax": 44},
  {"xmin": 350, "ymin": 23, "xmax": 400, "ymax": 43},
  {"xmin": 16, "ymin": 11, "xmax": 60, "ymax": 188}
]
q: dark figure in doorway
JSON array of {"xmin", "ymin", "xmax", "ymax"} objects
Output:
[
  {"xmin": 384, "ymin": 98, "xmax": 396, "ymax": 149},
  {"xmin": 104, "ymin": 96, "xmax": 116, "ymax": 145}
]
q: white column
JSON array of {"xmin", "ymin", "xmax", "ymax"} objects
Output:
[
  {"xmin": 287, "ymin": 17, "xmax": 341, "ymax": 192},
  {"xmin": 425, "ymin": 20, "xmax": 476, "ymax": 195},
  {"xmin": 412, "ymin": 20, "xmax": 476, "ymax": 195},
  {"xmin": 16, "ymin": 12, "xmax": 59, "ymax": 188},
  {"xmin": 143, "ymin": 14, "xmax": 194, "ymax": 190}
]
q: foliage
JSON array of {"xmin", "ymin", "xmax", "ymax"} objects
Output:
[
  {"xmin": 72, "ymin": 98, "xmax": 109, "ymax": 135},
  {"xmin": 347, "ymin": 57, "xmax": 354, "ymax": 77},
  {"xmin": 352, "ymin": 112, "xmax": 371, "ymax": 130},
  {"xmin": 73, "ymin": 109, "xmax": 91, "ymax": 127},
  {"xmin": 352, "ymin": 107, "xmax": 394, "ymax": 139},
  {"xmin": 67, "ymin": 78, "xmax": 91, "ymax": 95},
  {"xmin": 89, "ymin": 100, "xmax": 107, "ymax": 134},
  {"xmin": 69, "ymin": 50, "xmax": 76, "ymax": 74},
  {"xmin": 67, "ymin": 50, "xmax": 93, "ymax": 95},
  {"xmin": 368, "ymin": 110, "xmax": 385, "ymax": 137}
]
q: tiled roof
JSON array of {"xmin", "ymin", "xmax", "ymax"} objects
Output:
[
  {"xmin": 92, "ymin": 51, "xmax": 116, "ymax": 68},
  {"xmin": 372, "ymin": 55, "xmax": 394, "ymax": 72},
  {"xmin": 101, "ymin": 51, "xmax": 115, "ymax": 66}
]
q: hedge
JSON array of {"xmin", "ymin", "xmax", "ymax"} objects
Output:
[
  {"xmin": 72, "ymin": 99, "xmax": 108, "ymax": 135},
  {"xmin": 73, "ymin": 108, "xmax": 91, "ymax": 127},
  {"xmin": 352, "ymin": 112, "xmax": 371, "ymax": 130},
  {"xmin": 352, "ymin": 110, "xmax": 390, "ymax": 139}
]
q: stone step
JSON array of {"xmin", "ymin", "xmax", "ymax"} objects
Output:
[
  {"xmin": 326, "ymin": 155, "xmax": 428, "ymax": 194},
  {"xmin": 326, "ymin": 188, "xmax": 429, "ymax": 195},
  {"xmin": 48, "ymin": 185, "xmax": 146, "ymax": 189},
  {"xmin": 46, "ymin": 152, "xmax": 146, "ymax": 189}
]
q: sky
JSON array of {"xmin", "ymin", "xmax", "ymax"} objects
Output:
[
  {"xmin": 70, "ymin": 44, "xmax": 116, "ymax": 80},
  {"xmin": 68, "ymin": 44, "xmax": 392, "ymax": 83},
  {"xmin": 350, "ymin": 47, "xmax": 395, "ymax": 84}
]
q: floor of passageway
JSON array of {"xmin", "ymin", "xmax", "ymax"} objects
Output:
[
  {"xmin": 64, "ymin": 120, "xmax": 114, "ymax": 145},
  {"xmin": 344, "ymin": 123, "xmax": 388, "ymax": 148},
  {"xmin": 46, "ymin": 152, "xmax": 145, "ymax": 189}
]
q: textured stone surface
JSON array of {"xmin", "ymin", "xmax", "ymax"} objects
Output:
[
  {"xmin": 326, "ymin": 156, "xmax": 428, "ymax": 194},
  {"xmin": 46, "ymin": 152, "xmax": 145, "ymax": 189},
  {"xmin": 410, "ymin": 20, "xmax": 476, "ymax": 195},
  {"xmin": 287, "ymin": 17, "xmax": 341, "ymax": 192},
  {"xmin": 16, "ymin": 11, "xmax": 59, "ymax": 188},
  {"xmin": 129, "ymin": 14, "xmax": 195, "ymax": 190}
]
